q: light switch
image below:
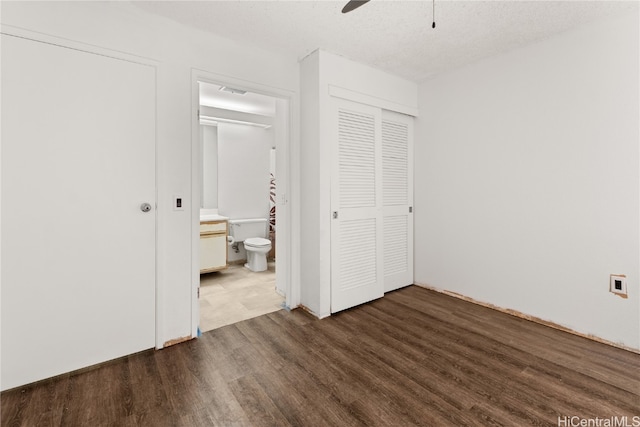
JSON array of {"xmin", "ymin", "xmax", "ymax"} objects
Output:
[{"xmin": 174, "ymin": 195, "xmax": 184, "ymax": 211}]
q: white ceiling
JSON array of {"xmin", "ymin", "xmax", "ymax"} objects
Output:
[{"xmin": 133, "ymin": 0, "xmax": 637, "ymax": 82}]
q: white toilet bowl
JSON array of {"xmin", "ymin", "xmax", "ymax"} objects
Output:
[{"xmin": 243, "ymin": 237, "xmax": 272, "ymax": 272}]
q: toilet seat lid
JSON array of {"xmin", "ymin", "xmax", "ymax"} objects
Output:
[{"xmin": 244, "ymin": 237, "xmax": 271, "ymax": 247}]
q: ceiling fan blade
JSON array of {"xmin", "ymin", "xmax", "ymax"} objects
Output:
[{"xmin": 342, "ymin": 0, "xmax": 370, "ymax": 14}]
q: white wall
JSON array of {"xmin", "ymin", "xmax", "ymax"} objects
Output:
[
  {"xmin": 300, "ymin": 51, "xmax": 322, "ymax": 315},
  {"xmin": 217, "ymin": 123, "xmax": 273, "ymax": 220},
  {"xmin": 201, "ymin": 125, "xmax": 218, "ymax": 209},
  {"xmin": 415, "ymin": 10, "xmax": 640, "ymax": 350},
  {"xmin": 217, "ymin": 123, "xmax": 273, "ymax": 263},
  {"xmin": 1, "ymin": 0, "xmax": 299, "ymax": 381},
  {"xmin": 300, "ymin": 50, "xmax": 418, "ymax": 317},
  {"xmin": 273, "ymin": 99, "xmax": 290, "ymax": 297}
]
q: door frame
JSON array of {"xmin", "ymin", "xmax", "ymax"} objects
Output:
[{"xmin": 190, "ymin": 69, "xmax": 299, "ymax": 337}]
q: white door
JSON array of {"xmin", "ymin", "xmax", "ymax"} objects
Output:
[
  {"xmin": 330, "ymin": 98, "xmax": 384, "ymax": 313},
  {"xmin": 382, "ymin": 110, "xmax": 414, "ymax": 292},
  {"xmin": 1, "ymin": 34, "xmax": 156, "ymax": 390}
]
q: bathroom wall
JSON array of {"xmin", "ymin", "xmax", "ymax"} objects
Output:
[
  {"xmin": 414, "ymin": 10, "xmax": 640, "ymax": 350},
  {"xmin": 201, "ymin": 125, "xmax": 218, "ymax": 209},
  {"xmin": 217, "ymin": 122, "xmax": 274, "ymax": 262},
  {"xmin": 218, "ymin": 123, "xmax": 273, "ymax": 220}
]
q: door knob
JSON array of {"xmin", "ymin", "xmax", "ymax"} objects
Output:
[{"xmin": 140, "ymin": 203, "xmax": 152, "ymax": 213}]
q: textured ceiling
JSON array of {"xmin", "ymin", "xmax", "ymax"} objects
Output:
[{"xmin": 133, "ymin": 1, "xmax": 637, "ymax": 82}]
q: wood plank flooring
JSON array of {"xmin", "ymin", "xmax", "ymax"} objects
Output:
[{"xmin": 2, "ymin": 286, "xmax": 639, "ymax": 426}]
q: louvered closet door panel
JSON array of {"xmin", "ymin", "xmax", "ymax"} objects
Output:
[
  {"xmin": 339, "ymin": 109, "xmax": 376, "ymax": 209},
  {"xmin": 384, "ymin": 215, "xmax": 408, "ymax": 277},
  {"xmin": 338, "ymin": 218, "xmax": 377, "ymax": 291},
  {"xmin": 383, "ymin": 120, "xmax": 409, "ymax": 206},
  {"xmin": 331, "ymin": 98, "xmax": 384, "ymax": 313},
  {"xmin": 382, "ymin": 110, "xmax": 414, "ymax": 292}
]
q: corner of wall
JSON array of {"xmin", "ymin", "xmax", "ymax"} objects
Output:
[{"xmin": 299, "ymin": 51, "xmax": 322, "ymax": 314}]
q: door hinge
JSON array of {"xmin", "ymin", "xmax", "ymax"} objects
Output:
[
  {"xmin": 409, "ymin": 206, "xmax": 413, "ymax": 213},
  {"xmin": 333, "ymin": 211, "xmax": 338, "ymax": 219},
  {"xmin": 197, "ymin": 288, "xmax": 200, "ymax": 298}
]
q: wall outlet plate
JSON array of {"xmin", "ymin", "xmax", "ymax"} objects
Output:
[{"xmin": 609, "ymin": 274, "xmax": 627, "ymax": 296}]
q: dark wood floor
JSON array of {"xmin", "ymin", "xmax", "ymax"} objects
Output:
[{"xmin": 2, "ymin": 286, "xmax": 639, "ymax": 426}]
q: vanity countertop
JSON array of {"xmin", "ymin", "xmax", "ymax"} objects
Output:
[{"xmin": 200, "ymin": 214, "xmax": 228, "ymax": 222}]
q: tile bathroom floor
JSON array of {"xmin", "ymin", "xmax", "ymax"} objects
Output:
[{"xmin": 199, "ymin": 261, "xmax": 284, "ymax": 332}]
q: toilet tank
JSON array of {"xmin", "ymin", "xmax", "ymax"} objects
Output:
[{"xmin": 228, "ymin": 218, "xmax": 268, "ymax": 242}]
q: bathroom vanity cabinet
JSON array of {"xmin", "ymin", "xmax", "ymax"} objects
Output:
[{"xmin": 200, "ymin": 220, "xmax": 228, "ymax": 273}]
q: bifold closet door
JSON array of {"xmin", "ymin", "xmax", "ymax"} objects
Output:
[
  {"xmin": 330, "ymin": 98, "xmax": 384, "ymax": 313},
  {"xmin": 382, "ymin": 110, "xmax": 414, "ymax": 292}
]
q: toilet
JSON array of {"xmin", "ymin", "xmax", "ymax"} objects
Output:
[{"xmin": 228, "ymin": 218, "xmax": 272, "ymax": 272}]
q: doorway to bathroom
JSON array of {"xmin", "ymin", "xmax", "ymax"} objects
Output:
[{"xmin": 193, "ymin": 75, "xmax": 292, "ymax": 333}]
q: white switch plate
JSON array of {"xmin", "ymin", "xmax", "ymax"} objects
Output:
[
  {"xmin": 610, "ymin": 274, "xmax": 627, "ymax": 296},
  {"xmin": 174, "ymin": 195, "xmax": 184, "ymax": 211}
]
